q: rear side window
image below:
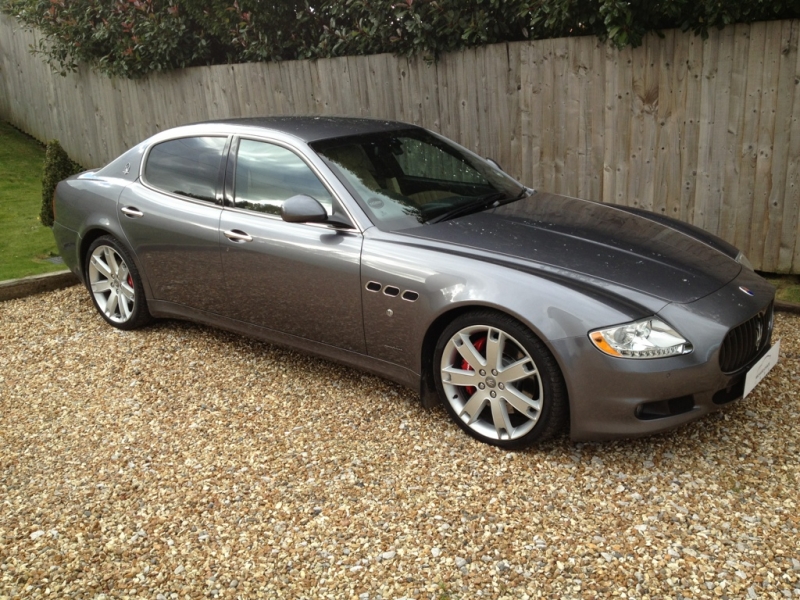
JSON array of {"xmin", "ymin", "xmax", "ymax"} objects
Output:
[{"xmin": 144, "ymin": 136, "xmax": 227, "ymax": 202}]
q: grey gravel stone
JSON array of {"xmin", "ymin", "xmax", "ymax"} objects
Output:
[{"xmin": 1, "ymin": 287, "xmax": 799, "ymax": 598}]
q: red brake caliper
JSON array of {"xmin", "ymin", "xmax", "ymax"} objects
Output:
[
  {"xmin": 127, "ymin": 274, "xmax": 133, "ymax": 287},
  {"xmin": 461, "ymin": 336, "xmax": 486, "ymax": 397}
]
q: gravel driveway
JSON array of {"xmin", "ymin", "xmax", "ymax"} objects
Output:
[{"xmin": 1, "ymin": 286, "xmax": 799, "ymax": 599}]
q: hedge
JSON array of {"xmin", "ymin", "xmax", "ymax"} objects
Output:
[
  {"xmin": 2, "ymin": 0, "xmax": 798, "ymax": 79},
  {"xmin": 41, "ymin": 140, "xmax": 82, "ymax": 228}
]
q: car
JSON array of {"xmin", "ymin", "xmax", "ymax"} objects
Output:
[{"xmin": 52, "ymin": 116, "xmax": 779, "ymax": 448}]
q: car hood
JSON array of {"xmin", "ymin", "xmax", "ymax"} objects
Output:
[{"xmin": 399, "ymin": 192, "xmax": 741, "ymax": 304}]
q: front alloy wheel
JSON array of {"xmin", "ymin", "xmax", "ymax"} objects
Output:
[{"xmin": 435, "ymin": 311, "xmax": 567, "ymax": 448}]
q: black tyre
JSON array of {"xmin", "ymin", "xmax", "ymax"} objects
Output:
[
  {"xmin": 434, "ymin": 310, "xmax": 568, "ymax": 449},
  {"xmin": 85, "ymin": 235, "xmax": 152, "ymax": 330}
]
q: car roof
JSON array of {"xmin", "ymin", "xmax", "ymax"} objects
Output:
[{"xmin": 204, "ymin": 116, "xmax": 421, "ymax": 143}]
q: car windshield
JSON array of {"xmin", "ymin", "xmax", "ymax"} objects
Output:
[{"xmin": 311, "ymin": 129, "xmax": 526, "ymax": 230}]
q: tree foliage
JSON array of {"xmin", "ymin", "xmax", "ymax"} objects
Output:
[{"xmin": 2, "ymin": 0, "xmax": 798, "ymax": 79}]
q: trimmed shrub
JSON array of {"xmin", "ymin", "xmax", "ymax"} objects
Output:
[{"xmin": 41, "ymin": 140, "xmax": 82, "ymax": 228}]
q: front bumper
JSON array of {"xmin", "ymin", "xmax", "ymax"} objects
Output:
[{"xmin": 559, "ymin": 269, "xmax": 775, "ymax": 441}]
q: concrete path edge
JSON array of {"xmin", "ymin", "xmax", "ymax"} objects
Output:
[{"xmin": 0, "ymin": 270, "xmax": 80, "ymax": 302}]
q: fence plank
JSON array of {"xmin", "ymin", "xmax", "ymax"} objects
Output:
[
  {"xmin": 748, "ymin": 22, "xmax": 781, "ymax": 267},
  {"xmin": 588, "ymin": 37, "xmax": 605, "ymax": 203},
  {"xmin": 718, "ymin": 24, "xmax": 750, "ymax": 248},
  {"xmin": 679, "ymin": 35, "xmax": 703, "ymax": 224},
  {"xmin": 705, "ymin": 28, "xmax": 732, "ymax": 237},
  {"xmin": 769, "ymin": 21, "xmax": 798, "ymax": 272},
  {"xmin": 626, "ymin": 34, "xmax": 646, "ymax": 210},
  {"xmin": 540, "ymin": 38, "xmax": 556, "ymax": 193},
  {"xmin": 602, "ymin": 46, "xmax": 621, "ymax": 202},
  {"xmin": 734, "ymin": 26, "xmax": 765, "ymax": 257},
  {"xmin": 694, "ymin": 30, "xmax": 720, "ymax": 231},
  {"xmin": 786, "ymin": 25, "xmax": 800, "ymax": 273},
  {"xmin": 614, "ymin": 44, "xmax": 634, "ymax": 205},
  {"xmin": 529, "ymin": 40, "xmax": 546, "ymax": 190},
  {"xmin": 563, "ymin": 37, "xmax": 580, "ymax": 198},
  {"xmin": 505, "ymin": 44, "xmax": 522, "ymax": 182}
]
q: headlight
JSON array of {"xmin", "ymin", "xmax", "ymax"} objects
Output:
[
  {"xmin": 589, "ymin": 318, "xmax": 692, "ymax": 359},
  {"xmin": 735, "ymin": 251, "xmax": 754, "ymax": 270}
]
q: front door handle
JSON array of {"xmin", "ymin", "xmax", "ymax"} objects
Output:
[
  {"xmin": 223, "ymin": 229, "xmax": 253, "ymax": 243},
  {"xmin": 121, "ymin": 206, "xmax": 144, "ymax": 218}
]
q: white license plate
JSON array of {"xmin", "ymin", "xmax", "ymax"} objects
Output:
[{"xmin": 743, "ymin": 339, "xmax": 781, "ymax": 398}]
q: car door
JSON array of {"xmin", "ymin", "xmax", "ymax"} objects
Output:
[
  {"xmin": 219, "ymin": 137, "xmax": 365, "ymax": 353},
  {"xmin": 118, "ymin": 135, "xmax": 229, "ymax": 314}
]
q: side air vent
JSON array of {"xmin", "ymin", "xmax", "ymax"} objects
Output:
[
  {"xmin": 383, "ymin": 286, "xmax": 400, "ymax": 297},
  {"xmin": 402, "ymin": 290, "xmax": 419, "ymax": 302},
  {"xmin": 365, "ymin": 281, "xmax": 382, "ymax": 292}
]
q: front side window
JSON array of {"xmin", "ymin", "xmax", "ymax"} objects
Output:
[
  {"xmin": 233, "ymin": 139, "xmax": 333, "ymax": 216},
  {"xmin": 144, "ymin": 136, "xmax": 226, "ymax": 203}
]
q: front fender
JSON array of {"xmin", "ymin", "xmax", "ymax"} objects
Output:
[{"xmin": 360, "ymin": 230, "xmax": 667, "ymax": 377}]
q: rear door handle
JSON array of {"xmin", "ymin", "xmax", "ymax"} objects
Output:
[
  {"xmin": 223, "ymin": 229, "xmax": 253, "ymax": 243},
  {"xmin": 121, "ymin": 206, "xmax": 144, "ymax": 218}
]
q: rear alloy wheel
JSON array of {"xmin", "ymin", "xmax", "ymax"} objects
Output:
[
  {"xmin": 434, "ymin": 311, "xmax": 567, "ymax": 448},
  {"xmin": 86, "ymin": 236, "xmax": 151, "ymax": 330}
]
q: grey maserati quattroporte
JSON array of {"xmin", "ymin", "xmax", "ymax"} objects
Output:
[{"xmin": 52, "ymin": 117, "xmax": 779, "ymax": 448}]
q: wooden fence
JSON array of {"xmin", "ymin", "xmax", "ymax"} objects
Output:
[{"xmin": 1, "ymin": 15, "xmax": 799, "ymax": 272}]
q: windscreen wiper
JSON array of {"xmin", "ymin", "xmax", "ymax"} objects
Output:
[{"xmin": 426, "ymin": 189, "xmax": 528, "ymax": 224}]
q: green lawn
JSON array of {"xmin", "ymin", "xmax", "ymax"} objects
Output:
[
  {"xmin": 765, "ymin": 274, "xmax": 800, "ymax": 305},
  {"xmin": 0, "ymin": 121, "xmax": 65, "ymax": 281}
]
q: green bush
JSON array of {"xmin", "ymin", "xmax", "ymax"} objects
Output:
[
  {"xmin": 2, "ymin": 0, "xmax": 798, "ymax": 79},
  {"xmin": 41, "ymin": 140, "xmax": 82, "ymax": 228}
]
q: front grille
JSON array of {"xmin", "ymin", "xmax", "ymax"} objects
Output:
[{"xmin": 719, "ymin": 303, "xmax": 773, "ymax": 373}]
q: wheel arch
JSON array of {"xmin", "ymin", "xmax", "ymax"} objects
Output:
[
  {"xmin": 78, "ymin": 227, "xmax": 152, "ymax": 299},
  {"xmin": 77, "ymin": 228, "xmax": 113, "ymax": 285},
  {"xmin": 419, "ymin": 304, "xmax": 571, "ymax": 445},
  {"xmin": 419, "ymin": 305, "xmax": 480, "ymax": 408},
  {"xmin": 418, "ymin": 303, "xmax": 571, "ymax": 420}
]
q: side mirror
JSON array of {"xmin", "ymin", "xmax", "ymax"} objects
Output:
[
  {"xmin": 281, "ymin": 195, "xmax": 329, "ymax": 223},
  {"xmin": 280, "ymin": 194, "xmax": 353, "ymax": 229}
]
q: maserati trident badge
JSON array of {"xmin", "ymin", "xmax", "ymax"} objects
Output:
[{"xmin": 755, "ymin": 321, "xmax": 764, "ymax": 350}]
